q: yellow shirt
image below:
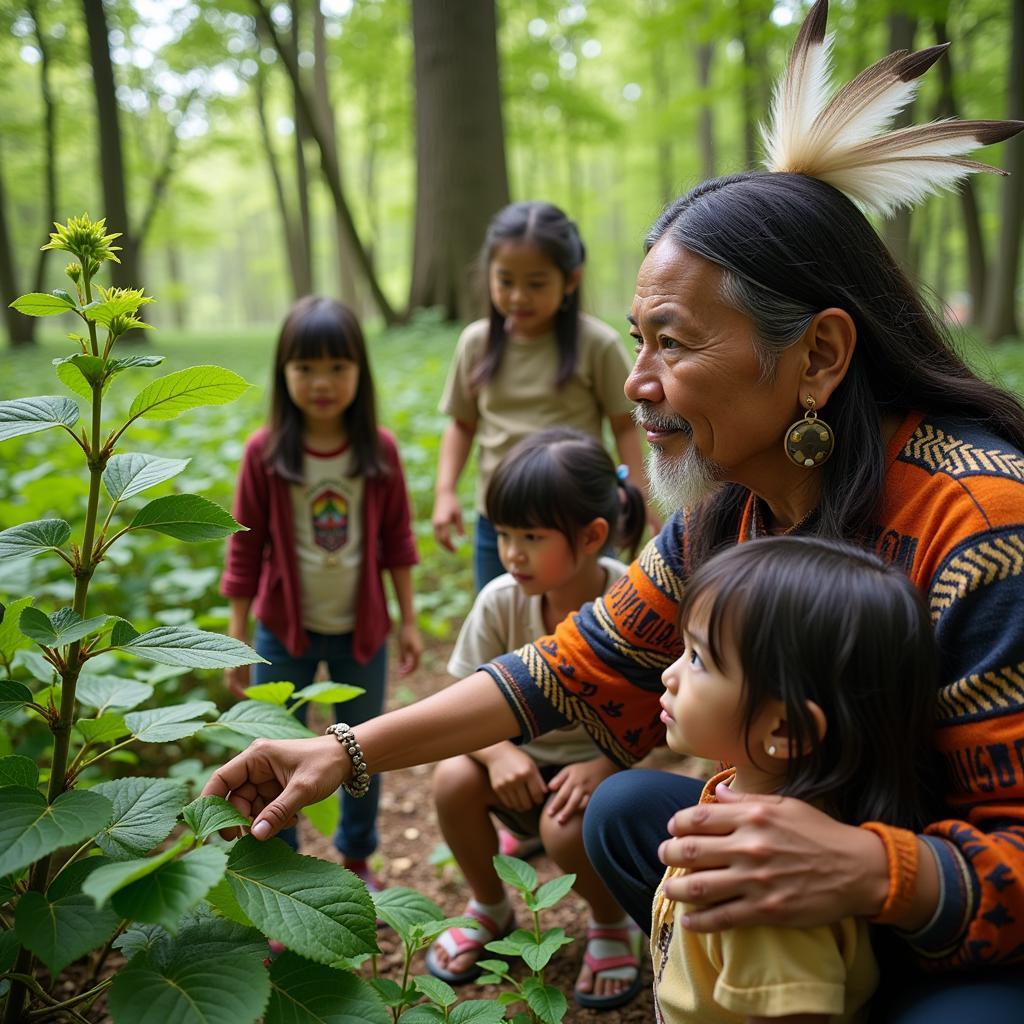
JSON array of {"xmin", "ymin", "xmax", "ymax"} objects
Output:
[{"xmin": 651, "ymin": 770, "xmax": 878, "ymax": 1022}]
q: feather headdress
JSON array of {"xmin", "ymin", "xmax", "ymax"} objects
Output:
[{"xmin": 762, "ymin": 0, "xmax": 1023, "ymax": 217}]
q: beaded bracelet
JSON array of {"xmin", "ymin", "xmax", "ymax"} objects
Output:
[
  {"xmin": 325, "ymin": 723, "xmax": 371, "ymax": 798},
  {"xmin": 860, "ymin": 821, "xmax": 920, "ymax": 925}
]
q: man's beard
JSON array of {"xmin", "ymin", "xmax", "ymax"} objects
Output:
[{"xmin": 633, "ymin": 404, "xmax": 724, "ymax": 515}]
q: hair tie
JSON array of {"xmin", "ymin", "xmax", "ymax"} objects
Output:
[{"xmin": 616, "ymin": 464, "xmax": 629, "ymax": 483}]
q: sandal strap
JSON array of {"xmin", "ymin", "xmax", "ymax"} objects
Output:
[
  {"xmin": 586, "ymin": 925, "xmax": 634, "ymax": 942},
  {"xmin": 465, "ymin": 907, "xmax": 505, "ymax": 936},
  {"xmin": 584, "ymin": 951, "xmax": 639, "ymax": 974}
]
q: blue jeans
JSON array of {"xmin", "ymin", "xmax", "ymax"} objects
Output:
[
  {"xmin": 583, "ymin": 771, "xmax": 1024, "ymax": 1023},
  {"xmin": 473, "ymin": 515, "xmax": 506, "ymax": 593},
  {"xmin": 253, "ymin": 623, "xmax": 387, "ymax": 859}
]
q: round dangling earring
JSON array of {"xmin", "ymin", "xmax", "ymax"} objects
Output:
[
  {"xmin": 783, "ymin": 395, "xmax": 835, "ymax": 469},
  {"xmin": 767, "ymin": 744, "xmax": 778, "ymax": 757}
]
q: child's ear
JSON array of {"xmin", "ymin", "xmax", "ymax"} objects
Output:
[
  {"xmin": 762, "ymin": 700, "xmax": 827, "ymax": 760},
  {"xmin": 579, "ymin": 517, "xmax": 609, "ymax": 554}
]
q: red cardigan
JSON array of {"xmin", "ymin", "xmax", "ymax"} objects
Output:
[{"xmin": 220, "ymin": 426, "xmax": 418, "ymax": 663}]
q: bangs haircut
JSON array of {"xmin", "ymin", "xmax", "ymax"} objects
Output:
[
  {"xmin": 485, "ymin": 427, "xmax": 645, "ymax": 560},
  {"xmin": 267, "ymin": 295, "xmax": 386, "ymax": 483},
  {"xmin": 678, "ymin": 536, "xmax": 940, "ymax": 830}
]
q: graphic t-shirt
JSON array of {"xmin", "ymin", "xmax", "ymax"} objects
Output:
[{"xmin": 291, "ymin": 446, "xmax": 363, "ymax": 634}]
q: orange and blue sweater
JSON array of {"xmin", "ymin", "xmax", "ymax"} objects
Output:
[{"xmin": 483, "ymin": 411, "xmax": 1024, "ymax": 969}]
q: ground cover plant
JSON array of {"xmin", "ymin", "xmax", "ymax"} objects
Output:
[{"xmin": 0, "ymin": 217, "xmax": 584, "ymax": 1023}]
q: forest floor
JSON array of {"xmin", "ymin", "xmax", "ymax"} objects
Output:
[{"xmin": 301, "ymin": 640, "xmax": 712, "ymax": 1024}]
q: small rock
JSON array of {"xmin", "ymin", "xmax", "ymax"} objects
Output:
[{"xmin": 403, "ymin": 827, "xmax": 420, "ymax": 841}]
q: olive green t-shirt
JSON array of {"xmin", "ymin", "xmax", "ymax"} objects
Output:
[{"xmin": 439, "ymin": 313, "xmax": 635, "ymax": 513}]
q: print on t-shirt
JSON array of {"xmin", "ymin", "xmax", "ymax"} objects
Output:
[{"xmin": 311, "ymin": 486, "xmax": 349, "ymax": 553}]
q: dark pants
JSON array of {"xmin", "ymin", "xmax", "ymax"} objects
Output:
[
  {"xmin": 582, "ymin": 770, "xmax": 1024, "ymax": 1023},
  {"xmin": 253, "ymin": 623, "xmax": 387, "ymax": 859},
  {"xmin": 473, "ymin": 515, "xmax": 506, "ymax": 593}
]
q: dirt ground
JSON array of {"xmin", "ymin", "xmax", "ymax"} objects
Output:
[{"xmin": 301, "ymin": 640, "xmax": 712, "ymax": 1023}]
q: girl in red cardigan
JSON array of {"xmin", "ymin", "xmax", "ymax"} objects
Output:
[{"xmin": 221, "ymin": 296, "xmax": 421, "ymax": 889}]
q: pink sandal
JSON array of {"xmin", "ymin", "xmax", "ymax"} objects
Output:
[
  {"xmin": 425, "ymin": 903, "xmax": 515, "ymax": 985},
  {"xmin": 574, "ymin": 920, "xmax": 644, "ymax": 1010}
]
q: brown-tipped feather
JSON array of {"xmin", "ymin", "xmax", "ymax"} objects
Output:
[
  {"xmin": 896, "ymin": 43, "xmax": 950, "ymax": 82},
  {"xmin": 973, "ymin": 120, "xmax": 1024, "ymax": 145}
]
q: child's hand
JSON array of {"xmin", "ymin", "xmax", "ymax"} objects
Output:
[
  {"xmin": 545, "ymin": 755, "xmax": 619, "ymax": 825},
  {"xmin": 224, "ymin": 665, "xmax": 251, "ymax": 701},
  {"xmin": 486, "ymin": 747, "xmax": 548, "ymax": 813},
  {"xmin": 432, "ymin": 492, "xmax": 465, "ymax": 552},
  {"xmin": 397, "ymin": 622, "xmax": 423, "ymax": 675}
]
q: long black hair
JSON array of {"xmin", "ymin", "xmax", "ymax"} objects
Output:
[
  {"xmin": 471, "ymin": 201, "xmax": 586, "ymax": 392},
  {"xmin": 266, "ymin": 296, "xmax": 386, "ymax": 482},
  {"xmin": 678, "ymin": 536, "xmax": 940, "ymax": 829},
  {"xmin": 486, "ymin": 427, "xmax": 646, "ymax": 560},
  {"xmin": 646, "ymin": 172, "xmax": 1024, "ymax": 564}
]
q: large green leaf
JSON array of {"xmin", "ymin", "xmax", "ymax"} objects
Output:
[
  {"xmin": 18, "ymin": 607, "xmax": 107, "ymax": 648},
  {"xmin": 242, "ymin": 681, "xmax": 294, "ymax": 705},
  {"xmin": 0, "ymin": 788, "xmax": 113, "ymax": 877},
  {"xmin": 530, "ymin": 875, "xmax": 576, "ymax": 912},
  {"xmin": 212, "ymin": 701, "xmax": 316, "ymax": 741},
  {"xmin": 121, "ymin": 627, "xmax": 266, "ymax": 669},
  {"xmin": 128, "ymin": 494, "xmax": 241, "ymax": 542},
  {"xmin": 204, "ymin": 878, "xmax": 254, "ymax": 927},
  {"xmin": 127, "ymin": 366, "xmax": 250, "ymax": 422},
  {"xmin": 304, "ymin": 792, "xmax": 340, "ymax": 839},
  {"xmin": 0, "ymin": 680, "xmax": 34, "ymax": 721},
  {"xmin": 448, "ymin": 1003, "xmax": 506, "ymax": 1024},
  {"xmin": 76, "ymin": 674, "xmax": 154, "ymax": 714},
  {"xmin": 493, "ymin": 854, "xmax": 537, "ymax": 893},
  {"xmin": 107, "ymin": 354, "xmax": 165, "ymax": 373},
  {"xmin": 15, "ymin": 887, "xmax": 120, "ymax": 976},
  {"xmin": 266, "ymin": 952, "xmax": 390, "ymax": 1024},
  {"xmin": 293, "ymin": 681, "xmax": 366, "ymax": 705},
  {"xmin": 75, "ymin": 714, "xmax": 130, "ymax": 744},
  {"xmin": 108, "ymin": 926, "xmax": 271, "ymax": 1024},
  {"xmin": 519, "ymin": 928, "xmax": 573, "ymax": 971},
  {"xmin": 92, "ymin": 778, "xmax": 189, "ymax": 859},
  {"xmin": 414, "ymin": 975, "xmax": 457, "ymax": 1008},
  {"xmin": 181, "ymin": 796, "xmax": 250, "ymax": 841},
  {"xmin": 225, "ymin": 837, "xmax": 378, "ymax": 964},
  {"xmin": 0, "ymin": 597, "xmax": 34, "ymax": 660},
  {"xmin": 123, "ymin": 702, "xmax": 217, "ymax": 743},
  {"xmin": 82, "ymin": 835, "xmax": 193, "ymax": 907},
  {"xmin": 54, "ymin": 354, "xmax": 107, "ymax": 399},
  {"xmin": 9, "ymin": 291, "xmax": 76, "ymax": 317},
  {"xmin": 372, "ymin": 887, "xmax": 444, "ymax": 936},
  {"xmin": 522, "ymin": 978, "xmax": 567, "ymax": 1024},
  {"xmin": 0, "ymin": 396, "xmax": 79, "ymax": 441},
  {"xmin": 0, "ymin": 519, "xmax": 71, "ymax": 561},
  {"xmin": 103, "ymin": 453, "xmax": 190, "ymax": 502},
  {"xmin": 0, "ymin": 755, "xmax": 38, "ymax": 789},
  {"xmin": 111, "ymin": 846, "xmax": 228, "ymax": 933}
]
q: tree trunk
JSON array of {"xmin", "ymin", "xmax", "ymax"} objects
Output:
[
  {"xmin": 313, "ymin": 1, "xmax": 360, "ymax": 313},
  {"xmin": 254, "ymin": 65, "xmax": 306, "ymax": 300},
  {"xmin": 883, "ymin": 11, "xmax": 917, "ymax": 272},
  {"xmin": 0, "ymin": 141, "xmax": 33, "ymax": 347},
  {"xmin": 289, "ymin": 1, "xmax": 313, "ymax": 296},
  {"xmin": 696, "ymin": 40, "xmax": 716, "ymax": 182},
  {"xmin": 166, "ymin": 237, "xmax": 187, "ymax": 330},
  {"xmin": 735, "ymin": 0, "xmax": 759, "ymax": 169},
  {"xmin": 651, "ymin": 40, "xmax": 674, "ymax": 203},
  {"xmin": 934, "ymin": 17, "xmax": 987, "ymax": 324},
  {"xmin": 982, "ymin": 0, "xmax": 1024, "ymax": 341},
  {"xmin": 251, "ymin": 0, "xmax": 397, "ymax": 323},
  {"xmin": 408, "ymin": 0, "xmax": 510, "ymax": 321},
  {"xmin": 82, "ymin": 0, "xmax": 138, "ymax": 292}
]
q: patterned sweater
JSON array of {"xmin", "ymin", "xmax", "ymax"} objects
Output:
[{"xmin": 483, "ymin": 412, "xmax": 1024, "ymax": 969}]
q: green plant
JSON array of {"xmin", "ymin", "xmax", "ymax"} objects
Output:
[
  {"xmin": 0, "ymin": 216, "xmax": 381, "ymax": 1022},
  {"xmin": 474, "ymin": 855, "xmax": 577, "ymax": 1024}
]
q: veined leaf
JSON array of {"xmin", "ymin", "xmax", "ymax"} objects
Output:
[
  {"xmin": 0, "ymin": 396, "xmax": 78, "ymax": 441},
  {"xmin": 414, "ymin": 975, "xmax": 457, "ymax": 1009},
  {"xmin": 0, "ymin": 596, "xmax": 34, "ymax": 660},
  {"xmin": 127, "ymin": 366, "xmax": 250, "ymax": 422},
  {"xmin": 266, "ymin": 952, "xmax": 390, "ymax": 1024},
  {"xmin": 531, "ymin": 874, "xmax": 576, "ymax": 912},
  {"xmin": 53, "ymin": 354, "xmax": 107, "ymax": 399},
  {"xmin": 522, "ymin": 978, "xmax": 567, "ymax": 1024},
  {"xmin": 92, "ymin": 778, "xmax": 188, "ymax": 859},
  {"xmin": 103, "ymin": 453, "xmax": 190, "ymax": 502},
  {"xmin": 0, "ymin": 519, "xmax": 71, "ymax": 561},
  {"xmin": 293, "ymin": 681, "xmax": 366, "ymax": 705},
  {"xmin": 18, "ymin": 607, "xmax": 107, "ymax": 648},
  {"xmin": 373, "ymin": 887, "xmax": 444, "ymax": 937},
  {"xmin": 493, "ymin": 854, "xmax": 537, "ymax": 893},
  {"xmin": 15, "ymin": 887, "xmax": 119, "ymax": 976},
  {"xmin": 120, "ymin": 627, "xmax": 266, "ymax": 669},
  {"xmin": 449, "ymin": 1002, "xmax": 507, "ymax": 1024},
  {"xmin": 0, "ymin": 755, "xmax": 38, "ymax": 789},
  {"xmin": 212, "ymin": 701, "xmax": 315, "ymax": 741},
  {"xmin": 181, "ymin": 796, "xmax": 250, "ymax": 841},
  {"xmin": 107, "ymin": 354, "xmax": 165, "ymax": 373},
  {"xmin": 75, "ymin": 714, "xmax": 130, "ymax": 744},
  {"xmin": 82, "ymin": 834, "xmax": 193, "ymax": 908},
  {"xmin": 204, "ymin": 878, "xmax": 254, "ymax": 927},
  {"xmin": 128, "ymin": 493, "xmax": 241, "ymax": 542},
  {"xmin": 111, "ymin": 846, "xmax": 228, "ymax": 933},
  {"xmin": 123, "ymin": 702, "xmax": 217, "ymax": 743},
  {"xmin": 0, "ymin": 680, "xmax": 34, "ymax": 721},
  {"xmin": 0, "ymin": 788, "xmax": 112, "ymax": 877},
  {"xmin": 76, "ymin": 674, "xmax": 153, "ymax": 715},
  {"xmin": 242, "ymin": 681, "xmax": 294, "ymax": 705},
  {"xmin": 225, "ymin": 837, "xmax": 378, "ymax": 964},
  {"xmin": 9, "ymin": 292, "xmax": 76, "ymax": 317},
  {"xmin": 109, "ymin": 618, "xmax": 140, "ymax": 647}
]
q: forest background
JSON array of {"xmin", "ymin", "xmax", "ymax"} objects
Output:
[{"xmin": 2, "ymin": 0, "xmax": 1023, "ymax": 631}]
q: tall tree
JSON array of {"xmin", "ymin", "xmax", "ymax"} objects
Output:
[
  {"xmin": 82, "ymin": 0, "xmax": 137, "ymax": 292},
  {"xmin": 882, "ymin": 10, "xmax": 917, "ymax": 272},
  {"xmin": 982, "ymin": 0, "xmax": 1024, "ymax": 340},
  {"xmin": 0, "ymin": 139, "xmax": 32, "ymax": 346},
  {"xmin": 408, "ymin": 0, "xmax": 509, "ymax": 320},
  {"xmin": 288, "ymin": 0, "xmax": 313, "ymax": 296}
]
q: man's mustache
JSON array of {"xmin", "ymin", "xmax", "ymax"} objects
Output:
[{"xmin": 632, "ymin": 403, "xmax": 693, "ymax": 436}]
